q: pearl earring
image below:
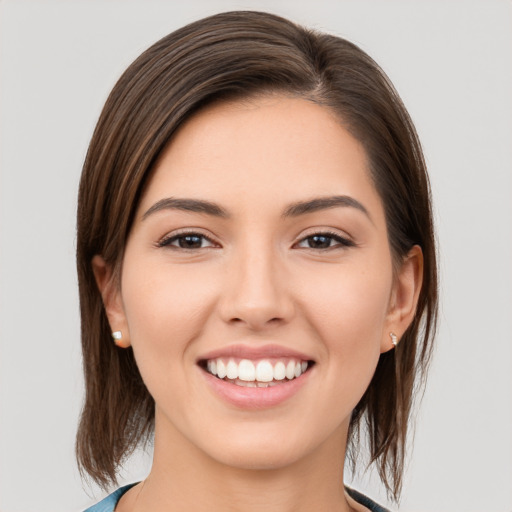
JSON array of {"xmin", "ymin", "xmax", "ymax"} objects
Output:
[
  {"xmin": 112, "ymin": 331, "xmax": 123, "ymax": 346},
  {"xmin": 389, "ymin": 332, "xmax": 398, "ymax": 347}
]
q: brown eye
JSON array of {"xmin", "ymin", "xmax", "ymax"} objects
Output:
[
  {"xmin": 297, "ymin": 232, "xmax": 354, "ymax": 250},
  {"xmin": 159, "ymin": 232, "xmax": 216, "ymax": 249}
]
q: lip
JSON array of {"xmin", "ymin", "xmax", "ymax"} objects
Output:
[
  {"xmin": 197, "ymin": 344, "xmax": 313, "ymax": 363},
  {"xmin": 197, "ymin": 344, "xmax": 315, "ymax": 409},
  {"xmin": 200, "ymin": 366, "xmax": 312, "ymax": 409}
]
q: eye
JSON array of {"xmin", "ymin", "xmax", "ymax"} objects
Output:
[
  {"xmin": 158, "ymin": 231, "xmax": 217, "ymax": 250},
  {"xmin": 295, "ymin": 231, "xmax": 355, "ymax": 250}
]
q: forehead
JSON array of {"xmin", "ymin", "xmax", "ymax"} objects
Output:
[{"xmin": 139, "ymin": 95, "xmax": 383, "ymax": 222}]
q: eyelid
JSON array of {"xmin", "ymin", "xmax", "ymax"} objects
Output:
[
  {"xmin": 156, "ymin": 227, "xmax": 355, "ymax": 251},
  {"xmin": 293, "ymin": 229, "xmax": 356, "ymax": 249},
  {"xmin": 157, "ymin": 228, "xmax": 220, "ymax": 249}
]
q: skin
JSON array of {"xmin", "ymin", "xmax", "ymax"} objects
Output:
[{"xmin": 93, "ymin": 95, "xmax": 423, "ymax": 512}]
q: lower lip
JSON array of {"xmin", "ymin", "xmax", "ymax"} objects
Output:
[{"xmin": 200, "ymin": 368, "xmax": 312, "ymax": 409}]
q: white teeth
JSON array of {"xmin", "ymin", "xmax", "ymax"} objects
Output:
[
  {"xmin": 216, "ymin": 359, "xmax": 226, "ymax": 379},
  {"xmin": 226, "ymin": 360, "xmax": 238, "ymax": 380},
  {"xmin": 274, "ymin": 361, "xmax": 286, "ymax": 380},
  {"xmin": 286, "ymin": 360, "xmax": 295, "ymax": 380},
  {"xmin": 238, "ymin": 359, "xmax": 256, "ymax": 381},
  {"xmin": 256, "ymin": 360, "xmax": 274, "ymax": 382},
  {"xmin": 205, "ymin": 357, "xmax": 310, "ymax": 384}
]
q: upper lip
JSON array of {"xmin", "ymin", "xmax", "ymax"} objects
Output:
[{"xmin": 197, "ymin": 344, "xmax": 314, "ymax": 362}]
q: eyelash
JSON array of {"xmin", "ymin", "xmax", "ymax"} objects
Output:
[
  {"xmin": 158, "ymin": 230, "xmax": 355, "ymax": 252},
  {"xmin": 295, "ymin": 231, "xmax": 355, "ymax": 250},
  {"xmin": 157, "ymin": 231, "xmax": 217, "ymax": 250}
]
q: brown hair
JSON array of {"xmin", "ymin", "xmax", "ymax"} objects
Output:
[{"xmin": 76, "ymin": 10, "xmax": 437, "ymax": 501}]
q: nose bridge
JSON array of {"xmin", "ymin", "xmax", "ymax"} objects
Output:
[{"xmin": 220, "ymin": 233, "xmax": 293, "ymax": 328}]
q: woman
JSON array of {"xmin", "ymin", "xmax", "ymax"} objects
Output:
[{"xmin": 76, "ymin": 11, "xmax": 437, "ymax": 512}]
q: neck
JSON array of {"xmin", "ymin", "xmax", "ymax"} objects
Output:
[{"xmin": 123, "ymin": 412, "xmax": 358, "ymax": 512}]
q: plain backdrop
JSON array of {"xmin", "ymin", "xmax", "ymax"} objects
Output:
[{"xmin": 0, "ymin": 1, "xmax": 511, "ymax": 511}]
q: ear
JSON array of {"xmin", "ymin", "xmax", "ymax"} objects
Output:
[
  {"xmin": 381, "ymin": 245, "xmax": 423, "ymax": 353},
  {"xmin": 91, "ymin": 255, "xmax": 131, "ymax": 348}
]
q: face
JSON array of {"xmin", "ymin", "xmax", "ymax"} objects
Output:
[{"xmin": 99, "ymin": 95, "xmax": 413, "ymax": 472}]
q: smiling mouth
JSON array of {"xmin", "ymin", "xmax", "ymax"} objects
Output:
[{"xmin": 199, "ymin": 358, "xmax": 314, "ymax": 388}]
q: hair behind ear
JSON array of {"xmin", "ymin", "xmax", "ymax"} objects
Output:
[{"xmin": 76, "ymin": 252, "xmax": 154, "ymax": 488}]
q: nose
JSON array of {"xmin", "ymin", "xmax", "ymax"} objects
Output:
[{"xmin": 217, "ymin": 243, "xmax": 295, "ymax": 330}]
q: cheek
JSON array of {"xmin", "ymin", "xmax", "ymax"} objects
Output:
[
  {"xmin": 302, "ymin": 261, "xmax": 391, "ymax": 336},
  {"xmin": 120, "ymin": 259, "xmax": 218, "ymax": 371},
  {"xmin": 298, "ymin": 260, "xmax": 392, "ymax": 394}
]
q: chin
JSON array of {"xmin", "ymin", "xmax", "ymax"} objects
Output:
[
  {"xmin": 210, "ymin": 443, "xmax": 305, "ymax": 472},
  {"xmin": 196, "ymin": 422, "xmax": 336, "ymax": 473}
]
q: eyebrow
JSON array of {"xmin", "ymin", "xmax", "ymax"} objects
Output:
[
  {"xmin": 142, "ymin": 195, "xmax": 371, "ymax": 222},
  {"xmin": 282, "ymin": 195, "xmax": 371, "ymax": 220},
  {"xmin": 142, "ymin": 198, "xmax": 229, "ymax": 220}
]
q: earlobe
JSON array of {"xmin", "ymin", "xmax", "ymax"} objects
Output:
[
  {"xmin": 91, "ymin": 255, "xmax": 131, "ymax": 348},
  {"xmin": 381, "ymin": 245, "xmax": 424, "ymax": 353}
]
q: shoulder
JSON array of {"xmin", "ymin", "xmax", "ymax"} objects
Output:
[
  {"xmin": 345, "ymin": 486, "xmax": 391, "ymax": 512},
  {"xmin": 83, "ymin": 483, "xmax": 137, "ymax": 512}
]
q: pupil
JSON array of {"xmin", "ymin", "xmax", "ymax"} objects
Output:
[
  {"xmin": 180, "ymin": 235, "xmax": 202, "ymax": 248},
  {"xmin": 309, "ymin": 235, "xmax": 330, "ymax": 248}
]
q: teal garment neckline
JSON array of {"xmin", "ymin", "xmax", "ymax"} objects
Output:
[
  {"xmin": 84, "ymin": 482, "xmax": 390, "ymax": 512},
  {"xmin": 83, "ymin": 483, "xmax": 137, "ymax": 512}
]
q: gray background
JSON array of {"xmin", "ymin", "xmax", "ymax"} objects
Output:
[{"xmin": 0, "ymin": 1, "xmax": 511, "ymax": 511}]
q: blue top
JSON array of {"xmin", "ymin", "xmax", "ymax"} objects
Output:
[
  {"xmin": 84, "ymin": 483, "xmax": 390, "ymax": 512},
  {"xmin": 83, "ymin": 484, "xmax": 136, "ymax": 512}
]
